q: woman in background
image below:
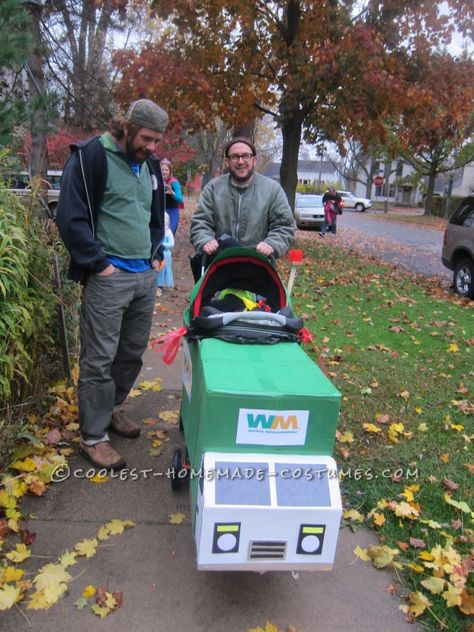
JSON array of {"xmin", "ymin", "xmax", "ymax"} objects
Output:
[{"xmin": 161, "ymin": 158, "xmax": 183, "ymax": 236}]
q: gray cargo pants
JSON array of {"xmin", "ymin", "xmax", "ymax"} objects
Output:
[{"xmin": 78, "ymin": 268, "xmax": 156, "ymax": 442}]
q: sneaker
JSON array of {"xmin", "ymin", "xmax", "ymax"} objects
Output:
[
  {"xmin": 156, "ymin": 287, "xmax": 162, "ymax": 297},
  {"xmin": 319, "ymin": 232, "xmax": 325, "ymax": 238},
  {"xmin": 79, "ymin": 441, "xmax": 126, "ymax": 470},
  {"xmin": 110, "ymin": 411, "xmax": 141, "ymax": 438}
]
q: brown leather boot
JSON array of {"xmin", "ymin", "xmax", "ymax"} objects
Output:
[
  {"xmin": 110, "ymin": 411, "xmax": 141, "ymax": 438},
  {"xmin": 79, "ymin": 441, "xmax": 126, "ymax": 470}
]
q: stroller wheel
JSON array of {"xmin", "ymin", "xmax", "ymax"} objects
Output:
[
  {"xmin": 179, "ymin": 415, "xmax": 184, "ymax": 433},
  {"xmin": 171, "ymin": 447, "xmax": 184, "ymax": 491}
]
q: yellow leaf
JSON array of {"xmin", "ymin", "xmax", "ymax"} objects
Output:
[
  {"xmin": 417, "ymin": 423, "xmax": 428, "ymax": 432},
  {"xmin": 2, "ymin": 566, "xmax": 24, "ymax": 583},
  {"xmin": 0, "ymin": 490, "xmax": 16, "ymax": 510},
  {"xmin": 343, "ymin": 509, "xmax": 364, "ymax": 522},
  {"xmin": 5, "ymin": 543, "xmax": 31, "ymax": 563},
  {"xmin": 265, "ymin": 623, "xmax": 278, "ymax": 632},
  {"xmin": 420, "ymin": 577, "xmax": 445, "ymax": 594},
  {"xmin": 3, "ymin": 477, "xmax": 27, "ymax": 498},
  {"xmin": 82, "ymin": 585, "xmax": 96, "ymax": 598},
  {"xmin": 418, "ymin": 551, "xmax": 435, "ymax": 561},
  {"xmin": 408, "ymin": 591, "xmax": 431, "ymax": 617},
  {"xmin": 415, "ymin": 407, "xmax": 423, "ymax": 414},
  {"xmin": 388, "ymin": 422, "xmax": 404, "ymax": 443},
  {"xmin": 367, "ymin": 545, "xmax": 399, "ymax": 568},
  {"xmin": 444, "ymin": 494, "xmax": 471, "ymax": 514},
  {"xmin": 399, "ymin": 390, "xmax": 410, "ymax": 400},
  {"xmin": 160, "ymin": 410, "xmax": 179, "ymax": 423},
  {"xmin": 169, "ymin": 512, "xmax": 186, "ymax": 524},
  {"xmin": 104, "ymin": 519, "xmax": 135, "ymax": 535},
  {"xmin": 27, "ymin": 590, "xmax": 52, "ymax": 610},
  {"xmin": 407, "ymin": 562, "xmax": 424, "ymax": 573},
  {"xmin": 59, "ymin": 551, "xmax": 77, "ymax": 568},
  {"xmin": 89, "ymin": 473, "xmax": 109, "ymax": 484},
  {"xmin": 353, "ymin": 545, "xmax": 370, "ymax": 561},
  {"xmin": 373, "ymin": 512, "xmax": 386, "ymax": 526},
  {"xmin": 446, "ymin": 343, "xmax": 459, "ymax": 353},
  {"xmin": 138, "ymin": 380, "xmax": 162, "ymax": 391},
  {"xmin": 97, "ymin": 525, "xmax": 110, "ymax": 541},
  {"xmin": 34, "ymin": 563, "xmax": 71, "ymax": 592},
  {"xmin": 91, "ymin": 603, "xmax": 112, "ymax": 618},
  {"xmin": 363, "ymin": 423, "xmax": 382, "ymax": 434},
  {"xmin": 338, "ymin": 431, "xmax": 354, "ymax": 443},
  {"xmin": 391, "ymin": 501, "xmax": 419, "ymax": 519},
  {"xmin": 74, "ymin": 538, "xmax": 98, "ymax": 558},
  {"xmin": 105, "ymin": 591, "xmax": 118, "ymax": 609},
  {"xmin": 442, "ymin": 584, "xmax": 462, "ymax": 607},
  {"xmin": 9, "ymin": 457, "xmax": 36, "ymax": 472},
  {"xmin": 401, "ymin": 488, "xmax": 415, "ymax": 502},
  {"xmin": 0, "ymin": 584, "xmax": 21, "ymax": 610},
  {"xmin": 128, "ymin": 389, "xmax": 142, "ymax": 398}
]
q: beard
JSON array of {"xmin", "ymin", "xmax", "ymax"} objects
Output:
[
  {"xmin": 125, "ymin": 135, "xmax": 151, "ymax": 163},
  {"xmin": 230, "ymin": 162, "xmax": 255, "ymax": 184}
]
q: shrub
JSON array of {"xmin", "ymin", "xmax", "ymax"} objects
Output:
[{"xmin": 0, "ymin": 176, "xmax": 79, "ymax": 466}]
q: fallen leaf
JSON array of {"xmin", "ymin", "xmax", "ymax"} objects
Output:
[
  {"xmin": 409, "ymin": 537, "xmax": 425, "ymax": 549},
  {"xmin": 74, "ymin": 538, "xmax": 98, "ymax": 558},
  {"xmin": 0, "ymin": 584, "xmax": 21, "ymax": 610},
  {"xmin": 169, "ymin": 512, "xmax": 186, "ymax": 524},
  {"xmin": 5, "ymin": 543, "xmax": 31, "ymax": 563},
  {"xmin": 407, "ymin": 591, "xmax": 431, "ymax": 617},
  {"xmin": 421, "ymin": 577, "xmax": 445, "ymax": 594}
]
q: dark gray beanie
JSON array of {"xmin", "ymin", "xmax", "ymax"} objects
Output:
[{"xmin": 125, "ymin": 99, "xmax": 169, "ymax": 132}]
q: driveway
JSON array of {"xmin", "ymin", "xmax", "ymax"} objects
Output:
[{"xmin": 297, "ymin": 209, "xmax": 452, "ymax": 286}]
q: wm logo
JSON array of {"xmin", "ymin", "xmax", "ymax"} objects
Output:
[{"xmin": 247, "ymin": 413, "xmax": 298, "ymax": 430}]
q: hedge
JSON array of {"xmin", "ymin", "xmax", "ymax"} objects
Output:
[{"xmin": 0, "ymin": 180, "xmax": 78, "ymax": 426}]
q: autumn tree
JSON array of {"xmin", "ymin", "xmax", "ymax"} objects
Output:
[
  {"xmin": 42, "ymin": 0, "xmax": 130, "ymax": 130},
  {"xmin": 122, "ymin": 0, "xmax": 472, "ymax": 209},
  {"xmin": 388, "ymin": 52, "xmax": 474, "ymax": 215}
]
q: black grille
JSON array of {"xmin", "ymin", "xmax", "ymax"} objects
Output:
[{"xmin": 249, "ymin": 540, "xmax": 286, "ymax": 560}]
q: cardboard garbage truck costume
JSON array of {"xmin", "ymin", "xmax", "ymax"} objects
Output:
[{"xmin": 159, "ymin": 247, "xmax": 342, "ymax": 571}]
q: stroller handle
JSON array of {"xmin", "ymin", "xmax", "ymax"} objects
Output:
[{"xmin": 220, "ymin": 311, "xmax": 288, "ymax": 326}]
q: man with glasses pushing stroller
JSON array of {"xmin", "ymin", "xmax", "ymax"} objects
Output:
[{"xmin": 190, "ymin": 137, "xmax": 296, "ymax": 259}]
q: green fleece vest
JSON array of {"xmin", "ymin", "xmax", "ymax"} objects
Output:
[{"xmin": 96, "ymin": 133, "xmax": 152, "ymax": 259}]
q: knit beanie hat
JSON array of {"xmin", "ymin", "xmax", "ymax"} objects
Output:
[
  {"xmin": 126, "ymin": 99, "xmax": 169, "ymax": 132},
  {"xmin": 225, "ymin": 136, "xmax": 256, "ymax": 157}
]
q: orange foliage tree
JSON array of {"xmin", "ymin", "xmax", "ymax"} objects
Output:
[
  {"xmin": 388, "ymin": 51, "xmax": 474, "ymax": 214},
  {"xmin": 114, "ymin": 0, "xmax": 474, "ymax": 207}
]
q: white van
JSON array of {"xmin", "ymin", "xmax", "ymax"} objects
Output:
[{"xmin": 9, "ymin": 170, "xmax": 62, "ymax": 217}]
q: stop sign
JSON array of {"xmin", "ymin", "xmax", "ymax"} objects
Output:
[{"xmin": 374, "ymin": 176, "xmax": 384, "ymax": 186}]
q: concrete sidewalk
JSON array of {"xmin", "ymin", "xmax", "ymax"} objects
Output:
[{"xmin": 2, "ymin": 214, "xmax": 416, "ymax": 631}]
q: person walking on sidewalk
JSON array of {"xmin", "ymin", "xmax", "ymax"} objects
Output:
[
  {"xmin": 56, "ymin": 99, "xmax": 169, "ymax": 470},
  {"xmin": 320, "ymin": 187, "xmax": 342, "ymax": 237},
  {"xmin": 161, "ymin": 158, "xmax": 183, "ymax": 236},
  {"xmin": 190, "ymin": 137, "xmax": 295, "ymax": 258}
]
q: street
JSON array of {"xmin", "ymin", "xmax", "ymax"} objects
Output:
[{"xmin": 297, "ymin": 209, "xmax": 452, "ymax": 286}]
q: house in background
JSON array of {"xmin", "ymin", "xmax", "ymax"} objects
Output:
[{"xmin": 263, "ymin": 159, "xmax": 341, "ymax": 187}]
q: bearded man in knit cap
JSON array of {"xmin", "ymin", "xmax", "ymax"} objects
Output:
[{"xmin": 56, "ymin": 99, "xmax": 169, "ymax": 470}]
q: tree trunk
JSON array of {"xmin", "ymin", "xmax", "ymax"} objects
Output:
[
  {"xmin": 233, "ymin": 120, "xmax": 256, "ymax": 140},
  {"xmin": 26, "ymin": 1, "xmax": 49, "ymax": 189},
  {"xmin": 280, "ymin": 115, "xmax": 303, "ymax": 211},
  {"xmin": 366, "ymin": 158, "xmax": 378, "ymax": 199},
  {"xmin": 424, "ymin": 170, "xmax": 437, "ymax": 216}
]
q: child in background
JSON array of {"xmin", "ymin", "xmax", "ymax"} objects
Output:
[{"xmin": 156, "ymin": 212, "xmax": 174, "ymax": 297}]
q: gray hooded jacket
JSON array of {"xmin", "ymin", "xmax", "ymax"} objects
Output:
[{"xmin": 190, "ymin": 172, "xmax": 295, "ymax": 257}]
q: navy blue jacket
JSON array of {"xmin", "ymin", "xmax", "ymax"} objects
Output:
[{"xmin": 56, "ymin": 136, "xmax": 165, "ymax": 282}]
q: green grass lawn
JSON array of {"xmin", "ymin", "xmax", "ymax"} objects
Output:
[{"xmin": 280, "ymin": 240, "xmax": 473, "ymax": 631}]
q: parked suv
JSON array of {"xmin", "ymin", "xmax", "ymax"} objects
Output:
[
  {"xmin": 337, "ymin": 190, "xmax": 372, "ymax": 212},
  {"xmin": 442, "ymin": 196, "xmax": 474, "ymax": 298},
  {"xmin": 8, "ymin": 170, "xmax": 62, "ymax": 218}
]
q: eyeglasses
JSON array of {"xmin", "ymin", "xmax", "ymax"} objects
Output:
[{"xmin": 227, "ymin": 153, "xmax": 255, "ymax": 163}]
